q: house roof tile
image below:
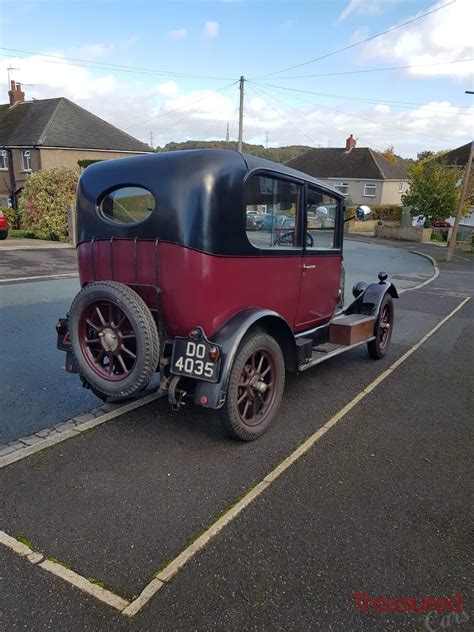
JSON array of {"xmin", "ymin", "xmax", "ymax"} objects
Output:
[
  {"xmin": 0, "ymin": 97, "xmax": 152, "ymax": 152},
  {"xmin": 286, "ymin": 146, "xmax": 408, "ymax": 180}
]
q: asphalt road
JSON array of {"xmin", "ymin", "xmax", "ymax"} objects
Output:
[
  {"xmin": 0, "ymin": 241, "xmax": 433, "ymax": 444},
  {"xmin": 0, "ymin": 245, "xmax": 471, "ymax": 630}
]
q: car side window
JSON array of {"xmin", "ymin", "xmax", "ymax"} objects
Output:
[
  {"xmin": 306, "ymin": 188, "xmax": 338, "ymax": 250},
  {"xmin": 245, "ymin": 175, "xmax": 301, "ymax": 249}
]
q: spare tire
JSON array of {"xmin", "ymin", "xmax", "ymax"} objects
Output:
[{"xmin": 69, "ymin": 281, "xmax": 160, "ymax": 400}]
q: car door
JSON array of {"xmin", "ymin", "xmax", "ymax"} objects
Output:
[{"xmin": 294, "ymin": 186, "xmax": 342, "ymax": 331}]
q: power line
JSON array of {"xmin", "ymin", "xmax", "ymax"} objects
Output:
[
  {"xmin": 149, "ymin": 83, "xmax": 237, "ymax": 138},
  {"xmin": 251, "ymin": 81, "xmax": 473, "ymax": 114},
  {"xmin": 261, "ymin": 58, "xmax": 474, "ymax": 80},
  {"xmin": 122, "ymin": 81, "xmax": 238, "ymax": 130},
  {"xmin": 0, "ymin": 47, "xmax": 234, "ymax": 81},
  {"xmin": 255, "ymin": 82, "xmax": 457, "ymax": 145},
  {"xmin": 254, "ymin": 1, "xmax": 455, "ymax": 79},
  {"xmin": 246, "ymin": 84, "xmax": 321, "ymax": 146}
]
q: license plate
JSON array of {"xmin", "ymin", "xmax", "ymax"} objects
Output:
[{"xmin": 171, "ymin": 337, "xmax": 221, "ymax": 383}]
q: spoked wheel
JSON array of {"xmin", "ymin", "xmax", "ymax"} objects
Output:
[
  {"xmin": 220, "ymin": 332, "xmax": 285, "ymax": 441},
  {"xmin": 367, "ymin": 295, "xmax": 394, "ymax": 359},
  {"xmin": 69, "ymin": 281, "xmax": 159, "ymax": 401}
]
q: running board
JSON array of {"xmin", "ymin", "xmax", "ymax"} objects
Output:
[{"xmin": 298, "ymin": 336, "xmax": 375, "ymax": 371}]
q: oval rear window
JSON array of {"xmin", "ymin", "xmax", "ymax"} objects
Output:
[{"xmin": 100, "ymin": 186, "xmax": 155, "ymax": 225}]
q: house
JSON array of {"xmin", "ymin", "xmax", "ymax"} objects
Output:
[
  {"xmin": 286, "ymin": 135, "xmax": 408, "ymax": 206},
  {"xmin": 437, "ymin": 141, "xmax": 473, "ymax": 167},
  {"xmin": 0, "ymin": 81, "xmax": 153, "ymax": 208}
]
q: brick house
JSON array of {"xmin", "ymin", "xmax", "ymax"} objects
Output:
[
  {"xmin": 286, "ymin": 135, "xmax": 408, "ymax": 206},
  {"xmin": 0, "ymin": 81, "xmax": 153, "ymax": 208}
]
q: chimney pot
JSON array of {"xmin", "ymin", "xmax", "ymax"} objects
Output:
[
  {"xmin": 8, "ymin": 80, "xmax": 25, "ymax": 106},
  {"xmin": 345, "ymin": 134, "xmax": 356, "ymax": 152}
]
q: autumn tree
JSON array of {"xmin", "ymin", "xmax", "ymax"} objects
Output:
[
  {"xmin": 380, "ymin": 145, "xmax": 397, "ymax": 164},
  {"xmin": 401, "ymin": 159, "xmax": 463, "ymax": 222}
]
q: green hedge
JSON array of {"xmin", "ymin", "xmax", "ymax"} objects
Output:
[{"xmin": 345, "ymin": 204, "xmax": 402, "ymax": 222}]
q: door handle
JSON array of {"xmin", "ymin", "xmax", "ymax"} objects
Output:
[{"xmin": 302, "ymin": 264, "xmax": 316, "ymax": 270}]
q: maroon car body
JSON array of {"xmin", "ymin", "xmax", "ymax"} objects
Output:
[{"xmin": 57, "ymin": 149, "xmax": 397, "ymax": 440}]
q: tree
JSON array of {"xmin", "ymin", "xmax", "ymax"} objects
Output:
[
  {"xmin": 380, "ymin": 145, "xmax": 397, "ymax": 164},
  {"xmin": 416, "ymin": 150, "xmax": 434, "ymax": 162},
  {"xmin": 19, "ymin": 167, "xmax": 79, "ymax": 240},
  {"xmin": 401, "ymin": 159, "xmax": 463, "ymax": 222}
]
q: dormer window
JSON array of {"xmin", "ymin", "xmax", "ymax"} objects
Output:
[{"xmin": 22, "ymin": 150, "xmax": 32, "ymax": 172}]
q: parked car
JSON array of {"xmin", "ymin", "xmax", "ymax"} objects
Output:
[
  {"xmin": 432, "ymin": 220, "xmax": 453, "ymax": 228},
  {"xmin": 0, "ymin": 209, "xmax": 9, "ymax": 239},
  {"xmin": 56, "ymin": 150, "xmax": 397, "ymax": 441},
  {"xmin": 246, "ymin": 211, "xmax": 263, "ymax": 229},
  {"xmin": 260, "ymin": 213, "xmax": 289, "ymax": 230}
]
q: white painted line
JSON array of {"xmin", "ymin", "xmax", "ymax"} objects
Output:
[
  {"xmin": 0, "ymin": 392, "xmax": 165, "ymax": 469},
  {"xmin": 0, "ymin": 297, "xmax": 470, "ymax": 618},
  {"xmin": 122, "ymin": 578, "xmax": 165, "ymax": 617},
  {"xmin": 0, "ymin": 272, "xmax": 78, "ymax": 284},
  {"xmin": 39, "ymin": 559, "xmax": 130, "ymax": 611},
  {"xmin": 0, "ymin": 530, "xmax": 34, "ymax": 557},
  {"xmin": 398, "ymin": 251, "xmax": 439, "ymax": 295},
  {"xmin": 127, "ymin": 296, "xmax": 471, "ymax": 617}
]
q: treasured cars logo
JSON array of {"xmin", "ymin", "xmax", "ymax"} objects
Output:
[{"xmin": 352, "ymin": 592, "xmax": 468, "ymax": 631}]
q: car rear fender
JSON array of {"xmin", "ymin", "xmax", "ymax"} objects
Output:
[{"xmin": 194, "ymin": 308, "xmax": 297, "ymax": 409}]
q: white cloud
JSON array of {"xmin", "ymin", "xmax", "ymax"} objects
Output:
[
  {"xmin": 203, "ymin": 21, "xmax": 219, "ymax": 39},
  {"xmin": 359, "ymin": 0, "xmax": 473, "ymax": 79},
  {"xmin": 153, "ymin": 81, "xmax": 179, "ymax": 97},
  {"xmin": 0, "ymin": 51, "xmax": 471, "ymax": 157},
  {"xmin": 349, "ymin": 26, "xmax": 369, "ymax": 45},
  {"xmin": 168, "ymin": 28, "xmax": 188, "ymax": 40},
  {"xmin": 338, "ymin": 0, "xmax": 382, "ymax": 21}
]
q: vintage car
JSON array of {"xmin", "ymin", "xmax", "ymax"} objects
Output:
[{"xmin": 57, "ymin": 149, "xmax": 397, "ymax": 441}]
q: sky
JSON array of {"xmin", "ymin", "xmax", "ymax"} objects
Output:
[{"xmin": 0, "ymin": 0, "xmax": 472, "ymax": 158}]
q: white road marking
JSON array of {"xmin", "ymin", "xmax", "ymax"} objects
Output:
[
  {"xmin": 0, "ymin": 392, "xmax": 165, "ymax": 469},
  {"xmin": 0, "ymin": 272, "xmax": 79, "ymax": 284},
  {"xmin": 398, "ymin": 251, "xmax": 439, "ymax": 294},
  {"xmin": 115, "ymin": 295, "xmax": 472, "ymax": 616},
  {"xmin": 39, "ymin": 559, "xmax": 130, "ymax": 611},
  {"xmin": 0, "ymin": 297, "xmax": 469, "ymax": 617}
]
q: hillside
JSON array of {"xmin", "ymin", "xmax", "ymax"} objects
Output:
[
  {"xmin": 156, "ymin": 140, "xmax": 312, "ymax": 163},
  {"xmin": 157, "ymin": 140, "xmax": 415, "ymax": 169}
]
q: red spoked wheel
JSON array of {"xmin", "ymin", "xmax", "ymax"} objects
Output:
[
  {"xmin": 368, "ymin": 294, "xmax": 394, "ymax": 359},
  {"xmin": 79, "ymin": 300, "xmax": 138, "ymax": 382},
  {"xmin": 69, "ymin": 281, "xmax": 159, "ymax": 401},
  {"xmin": 220, "ymin": 332, "xmax": 285, "ymax": 441}
]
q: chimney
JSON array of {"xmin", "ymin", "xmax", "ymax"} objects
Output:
[
  {"xmin": 8, "ymin": 80, "xmax": 25, "ymax": 106},
  {"xmin": 345, "ymin": 134, "xmax": 356, "ymax": 153}
]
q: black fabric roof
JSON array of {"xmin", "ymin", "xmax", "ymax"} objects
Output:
[
  {"xmin": 286, "ymin": 147, "xmax": 408, "ymax": 180},
  {"xmin": 0, "ymin": 97, "xmax": 152, "ymax": 152}
]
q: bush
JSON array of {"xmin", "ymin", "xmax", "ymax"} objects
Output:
[
  {"xmin": 77, "ymin": 159, "xmax": 103, "ymax": 170},
  {"xmin": 9, "ymin": 229, "xmax": 49, "ymax": 240},
  {"xmin": 19, "ymin": 167, "xmax": 79, "ymax": 241},
  {"xmin": 0, "ymin": 206, "xmax": 17, "ymax": 228},
  {"xmin": 345, "ymin": 204, "xmax": 402, "ymax": 222}
]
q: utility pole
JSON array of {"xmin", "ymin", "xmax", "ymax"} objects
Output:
[
  {"xmin": 149, "ymin": 131, "xmax": 154, "ymax": 148},
  {"xmin": 238, "ymin": 75, "xmax": 244, "ymax": 153},
  {"xmin": 447, "ymin": 140, "xmax": 473, "ymax": 262},
  {"xmin": 226, "ymin": 122, "xmax": 230, "ymax": 142}
]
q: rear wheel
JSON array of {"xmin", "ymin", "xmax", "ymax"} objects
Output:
[
  {"xmin": 220, "ymin": 332, "xmax": 285, "ymax": 441},
  {"xmin": 69, "ymin": 281, "xmax": 159, "ymax": 401},
  {"xmin": 367, "ymin": 295, "xmax": 394, "ymax": 359}
]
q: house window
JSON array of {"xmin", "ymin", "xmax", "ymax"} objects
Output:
[
  {"xmin": 334, "ymin": 182, "xmax": 349, "ymax": 195},
  {"xmin": 399, "ymin": 181, "xmax": 404, "ymax": 193},
  {"xmin": 363, "ymin": 183, "xmax": 376, "ymax": 197},
  {"xmin": 0, "ymin": 150, "xmax": 8, "ymax": 170},
  {"xmin": 22, "ymin": 150, "xmax": 32, "ymax": 172}
]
